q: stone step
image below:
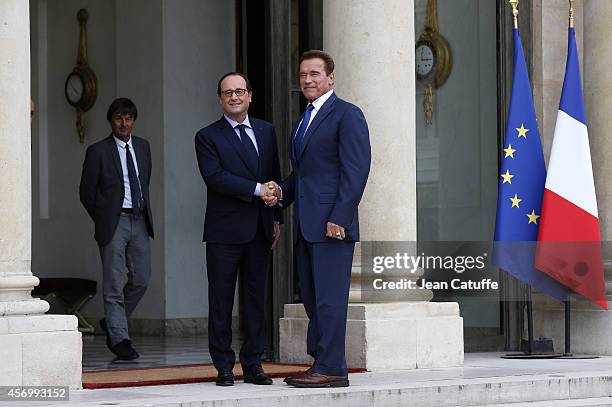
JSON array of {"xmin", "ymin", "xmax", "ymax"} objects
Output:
[
  {"xmin": 61, "ymin": 370, "xmax": 612, "ymax": 407},
  {"xmin": 476, "ymin": 397, "xmax": 612, "ymax": 407}
]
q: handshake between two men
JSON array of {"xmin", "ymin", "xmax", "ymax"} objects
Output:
[
  {"xmin": 258, "ymin": 181, "xmax": 346, "ymax": 241},
  {"xmin": 260, "ymin": 181, "xmax": 281, "ymax": 207}
]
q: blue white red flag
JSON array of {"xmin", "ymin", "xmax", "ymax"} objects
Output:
[{"xmin": 535, "ymin": 27, "xmax": 607, "ymax": 309}]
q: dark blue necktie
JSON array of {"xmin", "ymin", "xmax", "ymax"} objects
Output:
[
  {"xmin": 125, "ymin": 143, "xmax": 144, "ymax": 214},
  {"xmin": 236, "ymin": 124, "xmax": 259, "ymax": 173},
  {"xmin": 293, "ymin": 104, "xmax": 314, "ymax": 158}
]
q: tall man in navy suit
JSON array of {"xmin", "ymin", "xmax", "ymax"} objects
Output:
[
  {"xmin": 195, "ymin": 73, "xmax": 282, "ymax": 386},
  {"xmin": 279, "ymin": 50, "xmax": 371, "ymax": 388}
]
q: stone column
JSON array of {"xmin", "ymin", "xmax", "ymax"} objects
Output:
[
  {"xmin": 570, "ymin": 0, "xmax": 612, "ymax": 352},
  {"xmin": 279, "ymin": 0, "xmax": 463, "ymax": 370},
  {"xmin": 585, "ymin": 1, "xmax": 612, "ymax": 247},
  {"xmin": 325, "ymin": 0, "xmax": 416, "ymax": 244},
  {"xmin": 323, "ymin": 0, "xmax": 430, "ymax": 304},
  {"xmin": 0, "ymin": 1, "xmax": 81, "ymax": 387},
  {"xmin": 0, "ymin": 0, "xmax": 47, "ymax": 319}
]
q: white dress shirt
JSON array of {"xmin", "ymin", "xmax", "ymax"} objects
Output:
[
  {"xmin": 276, "ymin": 89, "xmax": 335, "ymax": 204},
  {"xmin": 114, "ymin": 135, "xmax": 142, "ymax": 209},
  {"xmin": 224, "ymin": 114, "xmax": 259, "ymax": 153},
  {"xmin": 294, "ymin": 89, "xmax": 335, "ymax": 139},
  {"xmin": 223, "ymin": 115, "xmax": 263, "ymax": 197}
]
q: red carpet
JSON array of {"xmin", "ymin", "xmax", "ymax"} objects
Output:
[{"xmin": 82, "ymin": 362, "xmax": 366, "ymax": 389}]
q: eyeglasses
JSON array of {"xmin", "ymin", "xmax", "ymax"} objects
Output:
[{"xmin": 220, "ymin": 88, "xmax": 248, "ymax": 98}]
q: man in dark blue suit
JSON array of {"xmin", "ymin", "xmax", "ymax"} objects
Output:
[
  {"xmin": 279, "ymin": 51, "xmax": 371, "ymax": 388},
  {"xmin": 195, "ymin": 73, "xmax": 282, "ymax": 386}
]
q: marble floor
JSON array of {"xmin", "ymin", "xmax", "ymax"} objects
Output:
[{"xmin": 82, "ymin": 334, "xmax": 243, "ymax": 372}]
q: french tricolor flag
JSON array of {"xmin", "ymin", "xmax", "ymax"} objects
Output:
[{"xmin": 535, "ymin": 27, "xmax": 607, "ymax": 309}]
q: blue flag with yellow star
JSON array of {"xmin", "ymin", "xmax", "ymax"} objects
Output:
[{"xmin": 493, "ymin": 28, "xmax": 570, "ymax": 301}]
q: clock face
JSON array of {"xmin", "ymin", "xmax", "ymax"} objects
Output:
[
  {"xmin": 416, "ymin": 44, "xmax": 435, "ymax": 78},
  {"xmin": 65, "ymin": 73, "xmax": 84, "ymax": 105}
]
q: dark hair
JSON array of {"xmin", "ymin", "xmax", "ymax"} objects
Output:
[
  {"xmin": 217, "ymin": 72, "xmax": 252, "ymax": 95},
  {"xmin": 106, "ymin": 98, "xmax": 138, "ymax": 121},
  {"xmin": 300, "ymin": 50, "xmax": 335, "ymax": 75}
]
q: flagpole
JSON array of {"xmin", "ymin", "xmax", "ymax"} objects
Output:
[
  {"xmin": 564, "ymin": 300, "xmax": 572, "ymax": 356},
  {"xmin": 563, "ymin": 0, "xmax": 574, "ymax": 359},
  {"xmin": 509, "ymin": 0, "xmax": 536, "ymax": 357},
  {"xmin": 561, "ymin": 297, "xmax": 598, "ymax": 359},
  {"xmin": 499, "ymin": 0, "xmax": 563, "ymax": 360},
  {"xmin": 563, "ymin": 0, "xmax": 573, "ymax": 357},
  {"xmin": 509, "ymin": 0, "xmax": 519, "ymax": 29},
  {"xmin": 526, "ymin": 290, "xmax": 534, "ymax": 355}
]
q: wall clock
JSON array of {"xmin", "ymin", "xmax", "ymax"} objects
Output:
[
  {"xmin": 415, "ymin": 0, "xmax": 452, "ymax": 124},
  {"xmin": 65, "ymin": 9, "xmax": 98, "ymax": 143}
]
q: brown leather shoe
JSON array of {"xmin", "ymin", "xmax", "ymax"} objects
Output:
[
  {"xmin": 287, "ymin": 372, "xmax": 349, "ymax": 388},
  {"xmin": 283, "ymin": 364, "xmax": 314, "ymax": 384}
]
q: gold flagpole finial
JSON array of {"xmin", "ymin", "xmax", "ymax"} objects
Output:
[
  {"xmin": 509, "ymin": 0, "xmax": 519, "ymax": 29},
  {"xmin": 569, "ymin": 0, "xmax": 574, "ymax": 28}
]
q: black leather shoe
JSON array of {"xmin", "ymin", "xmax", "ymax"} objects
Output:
[
  {"xmin": 243, "ymin": 365, "xmax": 273, "ymax": 385},
  {"xmin": 99, "ymin": 319, "xmax": 112, "ymax": 351},
  {"xmin": 216, "ymin": 368, "xmax": 235, "ymax": 386},
  {"xmin": 111, "ymin": 339, "xmax": 139, "ymax": 360}
]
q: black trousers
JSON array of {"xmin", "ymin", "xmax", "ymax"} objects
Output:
[{"xmin": 206, "ymin": 221, "xmax": 271, "ymax": 371}]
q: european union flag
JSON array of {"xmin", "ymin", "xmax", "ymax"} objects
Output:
[{"xmin": 492, "ymin": 28, "xmax": 570, "ymax": 301}]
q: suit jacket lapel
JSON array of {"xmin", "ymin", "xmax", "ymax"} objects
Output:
[
  {"xmin": 219, "ymin": 117, "xmax": 258, "ymax": 177},
  {"xmin": 297, "ymin": 93, "xmax": 337, "ymax": 159},
  {"xmin": 133, "ymin": 136, "xmax": 147, "ymax": 184},
  {"xmin": 289, "ymin": 120, "xmax": 299, "ymax": 165},
  {"xmin": 107, "ymin": 135, "xmax": 123, "ymax": 181},
  {"xmin": 252, "ymin": 120, "xmax": 266, "ymax": 178}
]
